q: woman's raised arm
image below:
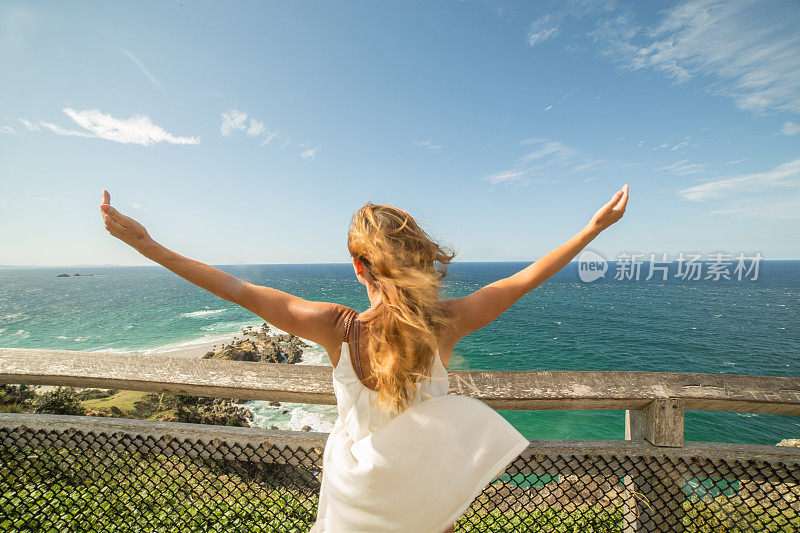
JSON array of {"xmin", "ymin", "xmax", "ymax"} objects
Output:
[
  {"xmin": 442, "ymin": 185, "xmax": 629, "ymax": 346},
  {"xmin": 99, "ymin": 190, "xmax": 346, "ymax": 355}
]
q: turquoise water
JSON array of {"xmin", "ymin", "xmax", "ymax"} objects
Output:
[{"xmin": 1, "ymin": 262, "xmax": 798, "ymax": 444}]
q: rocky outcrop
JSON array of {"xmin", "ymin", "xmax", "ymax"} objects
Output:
[
  {"xmin": 204, "ymin": 323, "xmax": 310, "ymax": 364},
  {"xmin": 158, "ymin": 396, "xmax": 253, "ymax": 427}
]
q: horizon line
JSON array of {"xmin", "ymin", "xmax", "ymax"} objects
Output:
[{"xmin": 2, "ymin": 258, "xmax": 799, "ymax": 268}]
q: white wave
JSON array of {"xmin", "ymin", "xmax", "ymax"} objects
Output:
[
  {"xmin": 181, "ymin": 308, "xmax": 227, "ymax": 318},
  {"xmin": 288, "ymin": 405, "xmax": 337, "ymax": 432},
  {"xmin": 140, "ymin": 322, "xmax": 264, "ymax": 354},
  {"xmin": 3, "ymin": 312, "xmax": 26, "ymax": 320},
  {"xmin": 54, "ymin": 335, "xmax": 88, "ymax": 342},
  {"xmin": 199, "ymin": 320, "xmax": 251, "ymax": 332},
  {"xmin": 241, "ymin": 400, "xmax": 337, "ymax": 433}
]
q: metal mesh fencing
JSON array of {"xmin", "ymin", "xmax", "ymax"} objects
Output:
[{"xmin": 1, "ymin": 420, "xmax": 798, "ymax": 532}]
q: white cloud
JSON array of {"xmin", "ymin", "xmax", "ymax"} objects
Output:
[
  {"xmin": 300, "ymin": 148, "xmax": 317, "ymax": 160},
  {"xmin": 39, "ymin": 121, "xmax": 94, "ymax": 138},
  {"xmin": 483, "ymin": 138, "xmax": 599, "ymax": 187},
  {"xmin": 781, "ymin": 122, "xmax": 800, "ymax": 136},
  {"xmin": 725, "ymin": 159, "xmax": 747, "ymax": 165},
  {"xmin": 54, "ymin": 108, "xmax": 200, "ymax": 145},
  {"xmin": 220, "ymin": 110, "xmax": 289, "ymax": 148},
  {"xmin": 1, "ymin": 126, "xmax": 14, "ymax": 134},
  {"xmin": 121, "ymin": 49, "xmax": 164, "ymax": 92},
  {"xmin": 247, "ymin": 118, "xmax": 265, "ymax": 137},
  {"xmin": 656, "ymin": 159, "xmax": 711, "ymax": 176},
  {"xmin": 558, "ymin": 89, "xmax": 579, "ymax": 104},
  {"xmin": 220, "ymin": 110, "xmax": 248, "ymax": 137},
  {"xmin": 679, "ymin": 157, "xmax": 800, "ymax": 201},
  {"xmin": 590, "ymin": 0, "xmax": 800, "ymax": 114},
  {"xmin": 412, "ymin": 140, "xmax": 444, "ymax": 150},
  {"xmin": 527, "ymin": 15, "xmax": 560, "ymax": 46},
  {"xmin": 485, "ymin": 170, "xmax": 524, "ymax": 185},
  {"xmin": 19, "ymin": 118, "xmax": 39, "ymax": 131},
  {"xmin": 707, "ymin": 195, "xmax": 800, "ymax": 219},
  {"xmin": 34, "ymin": 109, "xmax": 198, "ymax": 145},
  {"xmin": 260, "ymin": 133, "xmax": 279, "ymax": 146}
]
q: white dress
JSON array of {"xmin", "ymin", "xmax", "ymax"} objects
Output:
[{"xmin": 311, "ymin": 318, "xmax": 530, "ymax": 533}]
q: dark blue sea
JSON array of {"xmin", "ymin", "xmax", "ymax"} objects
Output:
[{"xmin": 1, "ymin": 261, "xmax": 798, "ymax": 444}]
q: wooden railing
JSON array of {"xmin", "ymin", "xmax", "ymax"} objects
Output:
[{"xmin": 2, "ymin": 347, "xmax": 799, "ymax": 449}]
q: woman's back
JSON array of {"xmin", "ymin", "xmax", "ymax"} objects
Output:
[
  {"xmin": 311, "ymin": 307, "xmax": 530, "ymax": 533},
  {"xmin": 335, "ymin": 309, "xmax": 450, "ymax": 440}
]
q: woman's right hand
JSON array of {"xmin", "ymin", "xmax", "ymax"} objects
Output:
[{"xmin": 588, "ymin": 184, "xmax": 629, "ymax": 232}]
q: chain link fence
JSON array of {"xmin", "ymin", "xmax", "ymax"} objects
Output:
[{"xmin": 1, "ymin": 417, "xmax": 799, "ymax": 532}]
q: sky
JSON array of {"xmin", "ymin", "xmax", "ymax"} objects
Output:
[{"xmin": 1, "ymin": 0, "xmax": 799, "ymax": 266}]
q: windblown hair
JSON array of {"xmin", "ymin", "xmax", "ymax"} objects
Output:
[{"xmin": 347, "ymin": 202, "xmax": 457, "ymax": 414}]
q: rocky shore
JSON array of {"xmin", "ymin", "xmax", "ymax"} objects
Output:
[
  {"xmin": 0, "ymin": 323, "xmax": 313, "ymax": 427},
  {"xmin": 201, "ymin": 322, "xmax": 310, "ymax": 364}
]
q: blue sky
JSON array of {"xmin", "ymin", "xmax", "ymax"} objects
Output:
[{"xmin": 1, "ymin": 0, "xmax": 798, "ymax": 266}]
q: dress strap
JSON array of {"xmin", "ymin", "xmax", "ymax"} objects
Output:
[
  {"xmin": 343, "ymin": 308, "xmax": 357, "ymax": 343},
  {"xmin": 351, "ymin": 318, "xmax": 365, "ymax": 382}
]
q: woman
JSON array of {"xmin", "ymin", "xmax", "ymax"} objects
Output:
[{"xmin": 99, "ymin": 185, "xmax": 628, "ymax": 532}]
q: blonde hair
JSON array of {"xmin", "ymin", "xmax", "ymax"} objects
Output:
[{"xmin": 347, "ymin": 202, "xmax": 457, "ymax": 414}]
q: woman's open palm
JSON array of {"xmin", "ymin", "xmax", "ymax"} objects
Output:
[
  {"xmin": 589, "ymin": 184, "xmax": 629, "ymax": 231},
  {"xmin": 99, "ymin": 190, "xmax": 151, "ymax": 249}
]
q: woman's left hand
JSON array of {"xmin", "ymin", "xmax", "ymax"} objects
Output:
[{"xmin": 99, "ymin": 190, "xmax": 152, "ymax": 250}]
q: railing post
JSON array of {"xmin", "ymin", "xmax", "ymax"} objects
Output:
[{"xmin": 623, "ymin": 399, "xmax": 686, "ymax": 532}]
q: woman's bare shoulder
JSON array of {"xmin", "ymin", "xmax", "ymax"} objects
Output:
[{"xmin": 323, "ymin": 303, "xmax": 358, "ymax": 367}]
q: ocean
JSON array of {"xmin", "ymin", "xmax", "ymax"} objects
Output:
[{"xmin": 1, "ymin": 261, "xmax": 798, "ymax": 445}]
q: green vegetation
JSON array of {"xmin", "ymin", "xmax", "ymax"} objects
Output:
[
  {"xmin": 2, "ymin": 434, "xmax": 797, "ymax": 533},
  {"xmin": 0, "ymin": 385, "xmax": 251, "ymax": 427},
  {"xmin": 1, "ymin": 440, "xmax": 318, "ymax": 532}
]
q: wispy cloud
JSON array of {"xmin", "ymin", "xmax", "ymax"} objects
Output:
[
  {"xmin": 781, "ymin": 122, "xmax": 800, "ymax": 136},
  {"xmin": 527, "ymin": 15, "xmax": 560, "ymax": 46},
  {"xmin": 558, "ymin": 88, "xmax": 579, "ymax": 104},
  {"xmin": 656, "ymin": 159, "xmax": 711, "ymax": 176},
  {"xmin": 543, "ymin": 89, "xmax": 580, "ymax": 112},
  {"xmin": 725, "ymin": 159, "xmax": 747, "ymax": 165},
  {"xmin": 706, "ymin": 195, "xmax": 800, "ymax": 219},
  {"xmin": 590, "ymin": 0, "xmax": 800, "ymax": 114},
  {"xmin": 653, "ymin": 136, "xmax": 699, "ymax": 152},
  {"xmin": 39, "ymin": 121, "xmax": 94, "ymax": 138},
  {"xmin": 412, "ymin": 140, "xmax": 444, "ymax": 150},
  {"xmin": 19, "ymin": 118, "xmax": 39, "ymax": 131},
  {"xmin": 1, "ymin": 126, "xmax": 14, "ymax": 134},
  {"xmin": 483, "ymin": 138, "xmax": 600, "ymax": 186},
  {"xmin": 679, "ymin": 157, "xmax": 800, "ymax": 202},
  {"xmin": 220, "ymin": 110, "xmax": 248, "ymax": 137},
  {"xmin": 300, "ymin": 148, "xmax": 317, "ymax": 160},
  {"xmin": 39, "ymin": 108, "xmax": 199, "ymax": 145},
  {"xmin": 247, "ymin": 119, "xmax": 265, "ymax": 137},
  {"xmin": 220, "ymin": 109, "xmax": 290, "ymax": 147},
  {"xmin": 121, "ymin": 49, "xmax": 164, "ymax": 92}
]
